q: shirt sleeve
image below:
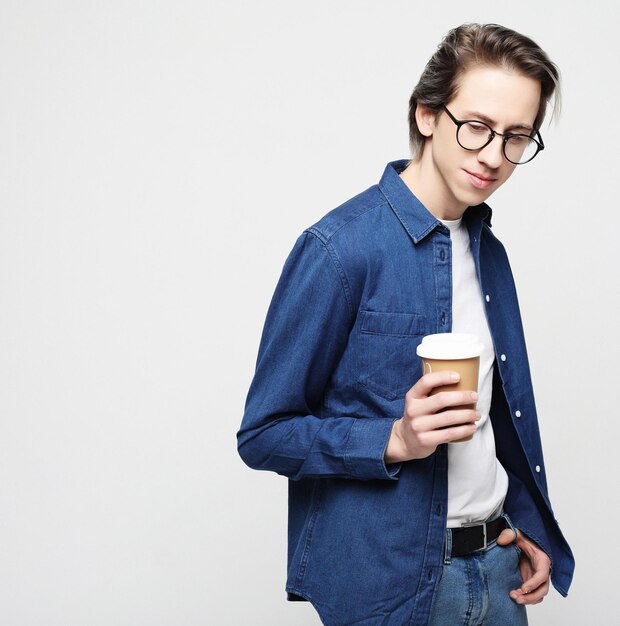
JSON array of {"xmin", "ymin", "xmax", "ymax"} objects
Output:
[{"xmin": 237, "ymin": 230, "xmax": 399, "ymax": 481}]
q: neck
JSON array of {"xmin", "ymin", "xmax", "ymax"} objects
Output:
[{"xmin": 399, "ymin": 155, "xmax": 468, "ymax": 221}]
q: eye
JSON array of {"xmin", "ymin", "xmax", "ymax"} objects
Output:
[
  {"xmin": 506, "ymin": 134, "xmax": 529, "ymax": 145},
  {"xmin": 465, "ymin": 122, "xmax": 489, "ymax": 134}
]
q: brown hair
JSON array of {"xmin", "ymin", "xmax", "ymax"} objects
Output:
[{"xmin": 408, "ymin": 23, "xmax": 561, "ymax": 159}]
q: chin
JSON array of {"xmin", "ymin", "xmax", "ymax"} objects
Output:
[{"xmin": 458, "ymin": 186, "xmax": 494, "ymax": 207}]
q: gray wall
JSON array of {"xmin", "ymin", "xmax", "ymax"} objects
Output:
[{"xmin": 1, "ymin": 1, "xmax": 617, "ymax": 624}]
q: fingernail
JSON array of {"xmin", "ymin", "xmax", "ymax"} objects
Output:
[
  {"xmin": 450, "ymin": 372, "xmax": 460, "ymax": 382},
  {"xmin": 470, "ymin": 392, "xmax": 478, "ymax": 400}
]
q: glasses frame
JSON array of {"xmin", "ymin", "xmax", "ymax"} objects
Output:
[{"xmin": 440, "ymin": 104, "xmax": 545, "ymax": 165}]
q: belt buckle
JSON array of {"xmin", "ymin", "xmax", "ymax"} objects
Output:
[{"xmin": 462, "ymin": 521, "xmax": 487, "ymax": 551}]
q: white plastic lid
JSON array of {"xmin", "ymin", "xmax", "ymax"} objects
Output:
[{"xmin": 416, "ymin": 333, "xmax": 483, "ymax": 360}]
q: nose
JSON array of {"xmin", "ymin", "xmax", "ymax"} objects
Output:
[{"xmin": 477, "ymin": 134, "xmax": 504, "ymax": 169}]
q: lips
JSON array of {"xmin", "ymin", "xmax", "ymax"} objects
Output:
[{"xmin": 465, "ymin": 170, "xmax": 497, "ymax": 190}]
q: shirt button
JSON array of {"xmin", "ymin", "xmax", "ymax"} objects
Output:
[
  {"xmin": 440, "ymin": 312, "xmax": 446, "ymax": 324},
  {"xmin": 439, "ymin": 249, "xmax": 445, "ymax": 261},
  {"xmin": 535, "ymin": 465, "xmax": 541, "ymax": 473},
  {"xmin": 485, "ymin": 294, "xmax": 491, "ymax": 303},
  {"xmin": 515, "ymin": 410, "xmax": 522, "ymax": 418},
  {"xmin": 500, "ymin": 354, "xmax": 507, "ymax": 362}
]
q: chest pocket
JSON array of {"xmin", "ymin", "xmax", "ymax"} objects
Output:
[{"xmin": 357, "ymin": 310, "xmax": 428, "ymax": 401}]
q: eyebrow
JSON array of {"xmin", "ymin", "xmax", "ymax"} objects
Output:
[{"xmin": 461, "ymin": 110, "xmax": 534, "ymax": 132}]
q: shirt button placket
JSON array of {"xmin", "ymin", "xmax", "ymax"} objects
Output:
[{"xmin": 438, "ymin": 241, "xmax": 449, "ymax": 328}]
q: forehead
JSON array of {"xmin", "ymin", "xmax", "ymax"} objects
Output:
[{"xmin": 449, "ymin": 65, "xmax": 541, "ymax": 127}]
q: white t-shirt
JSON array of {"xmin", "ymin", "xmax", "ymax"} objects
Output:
[{"xmin": 441, "ymin": 217, "xmax": 509, "ymax": 527}]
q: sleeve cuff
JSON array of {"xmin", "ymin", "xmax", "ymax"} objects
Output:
[{"xmin": 344, "ymin": 417, "xmax": 401, "ymax": 480}]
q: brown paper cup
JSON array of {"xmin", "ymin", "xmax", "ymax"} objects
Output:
[{"xmin": 417, "ymin": 334, "xmax": 483, "ymax": 443}]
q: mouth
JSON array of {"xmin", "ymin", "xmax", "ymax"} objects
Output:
[{"xmin": 464, "ymin": 170, "xmax": 497, "ymax": 190}]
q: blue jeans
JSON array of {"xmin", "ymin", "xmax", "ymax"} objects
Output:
[{"xmin": 429, "ymin": 519, "xmax": 528, "ymax": 626}]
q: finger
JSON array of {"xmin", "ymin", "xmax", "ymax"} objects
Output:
[
  {"xmin": 514, "ymin": 555, "xmax": 549, "ymax": 598},
  {"xmin": 408, "ymin": 371, "xmax": 461, "ymax": 399},
  {"xmin": 510, "ymin": 578, "xmax": 550, "ymax": 605},
  {"xmin": 515, "ymin": 538, "xmax": 551, "ymax": 593},
  {"xmin": 435, "ymin": 422, "xmax": 479, "ymax": 444},
  {"xmin": 417, "ymin": 408, "xmax": 480, "ymax": 431},
  {"xmin": 518, "ymin": 565, "xmax": 550, "ymax": 595},
  {"xmin": 403, "ymin": 407, "xmax": 479, "ymax": 435},
  {"xmin": 413, "ymin": 421, "xmax": 479, "ymax": 447},
  {"xmin": 428, "ymin": 390, "xmax": 479, "ymax": 413},
  {"xmin": 403, "ymin": 392, "xmax": 477, "ymax": 422},
  {"xmin": 496, "ymin": 528, "xmax": 516, "ymax": 546}
]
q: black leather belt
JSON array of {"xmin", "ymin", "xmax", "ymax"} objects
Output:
[{"xmin": 449, "ymin": 516, "xmax": 507, "ymax": 557}]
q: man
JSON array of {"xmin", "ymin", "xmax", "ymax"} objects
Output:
[{"xmin": 237, "ymin": 23, "xmax": 574, "ymax": 626}]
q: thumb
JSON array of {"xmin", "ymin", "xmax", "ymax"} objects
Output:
[{"xmin": 496, "ymin": 528, "xmax": 517, "ymax": 546}]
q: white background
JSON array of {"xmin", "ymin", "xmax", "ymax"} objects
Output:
[{"xmin": 1, "ymin": 1, "xmax": 619, "ymax": 625}]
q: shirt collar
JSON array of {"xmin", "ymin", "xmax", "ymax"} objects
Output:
[{"xmin": 378, "ymin": 159, "xmax": 492, "ymax": 243}]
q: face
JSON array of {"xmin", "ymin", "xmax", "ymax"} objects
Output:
[{"xmin": 417, "ymin": 65, "xmax": 541, "ymax": 217}]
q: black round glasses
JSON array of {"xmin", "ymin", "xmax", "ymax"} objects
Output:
[{"xmin": 441, "ymin": 104, "xmax": 545, "ymax": 165}]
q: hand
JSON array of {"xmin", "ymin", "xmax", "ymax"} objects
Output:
[
  {"xmin": 384, "ymin": 371, "xmax": 480, "ymax": 463},
  {"xmin": 496, "ymin": 527, "xmax": 551, "ymax": 605}
]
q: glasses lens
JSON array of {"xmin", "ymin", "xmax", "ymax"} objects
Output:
[
  {"xmin": 457, "ymin": 122, "xmax": 493, "ymax": 150},
  {"xmin": 504, "ymin": 135, "xmax": 539, "ymax": 164}
]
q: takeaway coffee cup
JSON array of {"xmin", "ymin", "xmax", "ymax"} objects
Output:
[{"xmin": 416, "ymin": 333, "xmax": 483, "ymax": 442}]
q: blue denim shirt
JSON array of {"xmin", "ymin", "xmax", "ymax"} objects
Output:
[{"xmin": 237, "ymin": 160, "xmax": 574, "ymax": 626}]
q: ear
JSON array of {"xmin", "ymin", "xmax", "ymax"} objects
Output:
[{"xmin": 415, "ymin": 103, "xmax": 437, "ymax": 138}]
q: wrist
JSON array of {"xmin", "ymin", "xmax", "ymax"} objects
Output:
[{"xmin": 384, "ymin": 418, "xmax": 407, "ymax": 464}]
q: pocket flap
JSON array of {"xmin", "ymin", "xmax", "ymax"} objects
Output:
[{"xmin": 360, "ymin": 311, "xmax": 427, "ymax": 337}]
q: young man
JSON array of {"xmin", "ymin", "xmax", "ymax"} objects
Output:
[{"xmin": 237, "ymin": 23, "xmax": 574, "ymax": 626}]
